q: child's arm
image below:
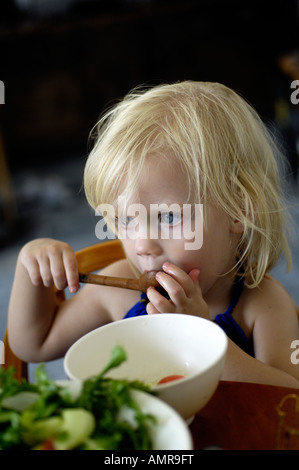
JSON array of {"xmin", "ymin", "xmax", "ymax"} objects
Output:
[
  {"xmin": 7, "ymin": 239, "xmax": 113, "ymax": 362},
  {"xmin": 237, "ymin": 276, "xmax": 299, "ymax": 385},
  {"xmin": 223, "ymin": 339, "xmax": 299, "ymax": 388},
  {"xmin": 214, "ymin": 277, "xmax": 299, "ymax": 387}
]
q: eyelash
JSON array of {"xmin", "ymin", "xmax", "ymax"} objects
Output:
[
  {"xmin": 115, "ymin": 212, "xmax": 183, "ymax": 228},
  {"xmin": 117, "ymin": 216, "xmax": 135, "ymax": 228}
]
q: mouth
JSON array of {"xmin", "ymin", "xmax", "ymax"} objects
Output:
[{"xmin": 141, "ymin": 268, "xmax": 162, "ymax": 278}]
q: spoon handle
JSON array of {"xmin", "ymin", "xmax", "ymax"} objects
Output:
[{"xmin": 78, "ymin": 272, "xmax": 141, "ymax": 291}]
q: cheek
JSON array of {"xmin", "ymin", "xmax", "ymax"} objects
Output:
[
  {"xmin": 120, "ymin": 240, "xmax": 136, "ymax": 263},
  {"xmin": 167, "ymin": 240, "xmax": 202, "ymax": 271}
]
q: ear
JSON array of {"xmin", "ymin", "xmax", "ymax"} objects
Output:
[{"xmin": 230, "ymin": 218, "xmax": 244, "ymax": 234}]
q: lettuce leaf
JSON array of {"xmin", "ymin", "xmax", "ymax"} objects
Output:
[{"xmin": 0, "ymin": 346, "xmax": 155, "ymax": 450}]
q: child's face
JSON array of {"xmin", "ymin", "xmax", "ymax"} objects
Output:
[{"xmin": 119, "ymin": 155, "xmax": 240, "ymax": 296}]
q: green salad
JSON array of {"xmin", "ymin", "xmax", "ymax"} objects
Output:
[{"xmin": 0, "ymin": 346, "xmax": 156, "ymax": 450}]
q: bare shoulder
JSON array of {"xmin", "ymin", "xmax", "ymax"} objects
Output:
[
  {"xmin": 239, "ymin": 276, "xmax": 299, "ymax": 378},
  {"xmin": 239, "ymin": 275, "xmax": 298, "ymax": 330},
  {"xmin": 246, "ymin": 275, "xmax": 297, "ymax": 312}
]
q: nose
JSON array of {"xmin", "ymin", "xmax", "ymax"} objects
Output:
[{"xmin": 135, "ymin": 237, "xmax": 162, "ymax": 257}]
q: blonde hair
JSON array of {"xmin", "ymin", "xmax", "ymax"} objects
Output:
[{"xmin": 84, "ymin": 81, "xmax": 292, "ymax": 287}]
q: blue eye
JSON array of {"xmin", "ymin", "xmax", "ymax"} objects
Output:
[
  {"xmin": 160, "ymin": 211, "xmax": 181, "ymax": 226},
  {"xmin": 117, "ymin": 216, "xmax": 136, "ymax": 228}
]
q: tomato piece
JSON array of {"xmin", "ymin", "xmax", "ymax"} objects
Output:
[
  {"xmin": 41, "ymin": 439, "xmax": 55, "ymax": 450},
  {"xmin": 157, "ymin": 375, "xmax": 184, "ymax": 385}
]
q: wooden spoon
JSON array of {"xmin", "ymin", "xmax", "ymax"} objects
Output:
[{"xmin": 78, "ymin": 270, "xmax": 159, "ymax": 293}]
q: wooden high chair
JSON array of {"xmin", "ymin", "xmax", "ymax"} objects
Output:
[{"xmin": 2, "ymin": 239, "xmax": 126, "ymax": 381}]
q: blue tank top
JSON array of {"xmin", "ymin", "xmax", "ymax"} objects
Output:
[{"xmin": 123, "ymin": 275, "xmax": 254, "ymax": 357}]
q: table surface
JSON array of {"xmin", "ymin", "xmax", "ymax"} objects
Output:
[{"xmin": 189, "ymin": 380, "xmax": 299, "ymax": 450}]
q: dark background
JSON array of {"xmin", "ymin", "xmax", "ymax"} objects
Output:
[{"xmin": 1, "ymin": 0, "xmax": 298, "ymax": 170}]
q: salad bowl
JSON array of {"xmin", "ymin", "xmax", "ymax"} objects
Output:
[
  {"xmin": 58, "ymin": 382, "xmax": 194, "ymax": 450},
  {"xmin": 64, "ymin": 314, "xmax": 228, "ymax": 419},
  {"xmin": 0, "ymin": 356, "xmax": 192, "ymax": 450}
]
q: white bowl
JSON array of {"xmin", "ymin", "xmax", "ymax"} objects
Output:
[
  {"xmin": 64, "ymin": 314, "xmax": 227, "ymax": 419},
  {"xmin": 61, "ymin": 381, "xmax": 193, "ymax": 450},
  {"xmin": 130, "ymin": 389, "xmax": 193, "ymax": 450}
]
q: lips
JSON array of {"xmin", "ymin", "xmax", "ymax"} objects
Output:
[{"xmin": 142, "ymin": 268, "xmax": 162, "ymax": 275}]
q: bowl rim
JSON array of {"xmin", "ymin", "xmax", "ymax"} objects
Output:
[{"xmin": 64, "ymin": 313, "xmax": 228, "ymax": 385}]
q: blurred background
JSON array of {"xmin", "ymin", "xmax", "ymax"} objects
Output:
[{"xmin": 0, "ymin": 0, "xmax": 299, "ymax": 379}]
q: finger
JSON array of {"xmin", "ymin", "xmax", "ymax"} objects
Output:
[
  {"xmin": 146, "ymin": 301, "xmax": 160, "ymax": 315},
  {"xmin": 146, "ymin": 286, "xmax": 176, "ymax": 313},
  {"xmin": 188, "ymin": 268, "xmax": 200, "ymax": 286},
  {"xmin": 25, "ymin": 256, "xmax": 43, "ymax": 286},
  {"xmin": 37, "ymin": 255, "xmax": 54, "ymax": 288},
  {"xmin": 162, "ymin": 262, "xmax": 195, "ymax": 296},
  {"xmin": 63, "ymin": 250, "xmax": 79, "ymax": 293},
  {"xmin": 48, "ymin": 253, "xmax": 68, "ymax": 291},
  {"xmin": 155, "ymin": 271, "xmax": 187, "ymax": 305}
]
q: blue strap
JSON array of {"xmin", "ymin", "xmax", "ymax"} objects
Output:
[
  {"xmin": 123, "ymin": 274, "xmax": 254, "ymax": 356},
  {"xmin": 123, "ymin": 292, "xmax": 148, "ymax": 318},
  {"xmin": 214, "ymin": 276, "xmax": 254, "ymax": 356}
]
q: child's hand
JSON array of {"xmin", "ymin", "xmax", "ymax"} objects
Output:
[
  {"xmin": 146, "ymin": 262, "xmax": 209, "ymax": 319},
  {"xmin": 19, "ymin": 238, "xmax": 80, "ymax": 293}
]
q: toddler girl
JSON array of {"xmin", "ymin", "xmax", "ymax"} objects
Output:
[{"xmin": 8, "ymin": 81, "xmax": 299, "ymax": 387}]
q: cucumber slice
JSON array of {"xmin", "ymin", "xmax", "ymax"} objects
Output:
[{"xmin": 54, "ymin": 408, "xmax": 95, "ymax": 450}]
